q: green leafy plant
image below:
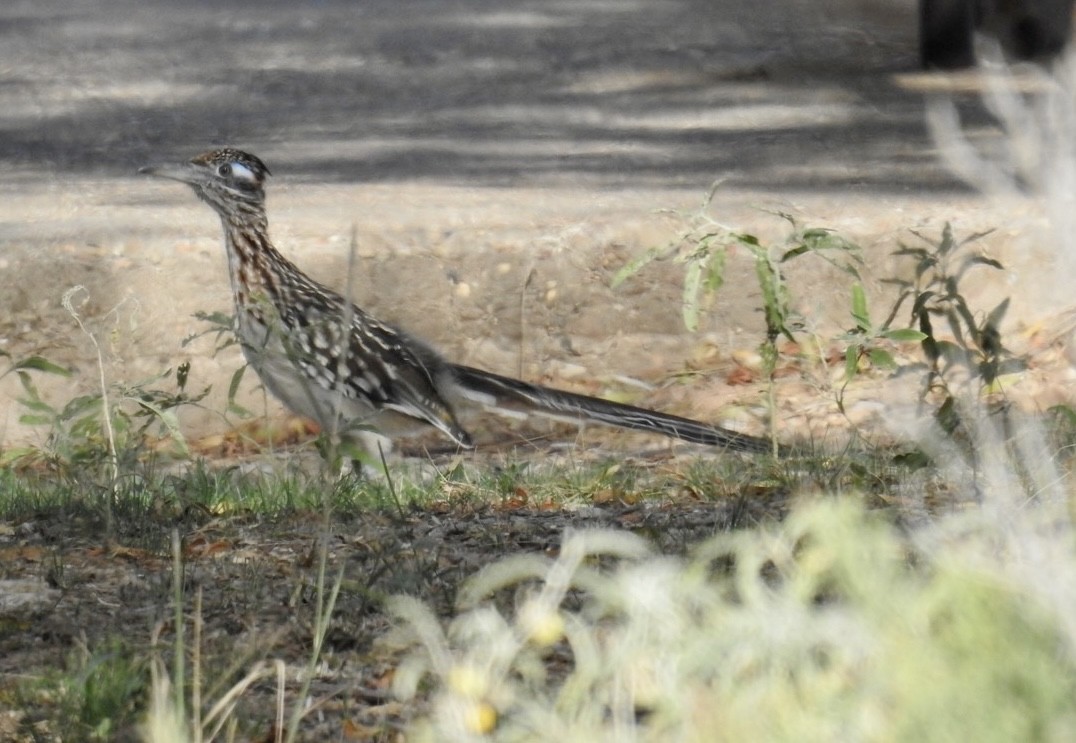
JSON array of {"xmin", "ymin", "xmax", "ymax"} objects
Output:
[
  {"xmin": 883, "ymin": 223, "xmax": 1024, "ymax": 433},
  {"xmin": 15, "ymin": 639, "xmax": 149, "ymax": 742},
  {"xmin": 614, "ymin": 185, "xmax": 861, "ymax": 449},
  {"xmin": 614, "ymin": 187, "xmax": 859, "ymax": 338},
  {"xmin": 0, "ymin": 349, "xmax": 70, "ymax": 384},
  {"xmin": 14, "ymin": 359, "xmax": 208, "ymax": 469},
  {"xmin": 835, "ymin": 282, "xmax": 927, "ymax": 413},
  {"xmin": 185, "ymin": 310, "xmax": 253, "ymax": 420},
  {"xmin": 9, "ymin": 289, "xmax": 211, "ymax": 476},
  {"xmin": 0, "ymin": 349, "xmax": 72, "ymax": 466}
]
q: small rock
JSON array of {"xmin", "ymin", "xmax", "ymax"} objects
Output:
[
  {"xmin": 0, "ymin": 579, "xmax": 61, "ymax": 618},
  {"xmin": 731, "ymin": 349, "xmax": 763, "ymax": 372}
]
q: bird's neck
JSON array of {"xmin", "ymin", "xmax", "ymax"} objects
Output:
[{"xmin": 219, "ymin": 211, "xmax": 302, "ymax": 313}]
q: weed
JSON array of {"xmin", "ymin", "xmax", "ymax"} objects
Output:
[
  {"xmin": 15, "ymin": 639, "xmax": 149, "ymax": 741},
  {"xmin": 614, "ymin": 185, "xmax": 861, "ymax": 452},
  {"xmin": 882, "ymin": 223, "xmax": 1025, "ymax": 436},
  {"xmin": 0, "ymin": 348, "xmax": 71, "ymax": 468},
  {"xmin": 138, "ymin": 486, "xmax": 344, "ymax": 742},
  {"xmin": 185, "ymin": 310, "xmax": 253, "ymax": 421},
  {"xmin": 834, "ymin": 282, "xmax": 928, "ymax": 413},
  {"xmin": 0, "ymin": 349, "xmax": 70, "ymax": 387},
  {"xmin": 10, "ymin": 290, "xmax": 211, "ymax": 480}
]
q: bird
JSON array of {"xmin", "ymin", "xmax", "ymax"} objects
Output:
[{"xmin": 139, "ymin": 148, "xmax": 775, "ymax": 467}]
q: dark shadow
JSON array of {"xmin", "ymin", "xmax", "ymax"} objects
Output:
[{"xmin": 0, "ymin": 0, "xmax": 995, "ymax": 193}]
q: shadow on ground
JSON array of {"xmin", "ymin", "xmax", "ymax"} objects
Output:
[{"xmin": 1, "ymin": 0, "xmax": 984, "ymax": 192}]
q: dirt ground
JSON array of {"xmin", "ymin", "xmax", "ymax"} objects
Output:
[
  {"xmin": 2, "ymin": 0, "xmax": 1076, "ymax": 738},
  {"xmin": 2, "ymin": 0, "xmax": 1073, "ymax": 456}
]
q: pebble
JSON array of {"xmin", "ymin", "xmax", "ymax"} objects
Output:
[{"xmin": 731, "ymin": 349, "xmax": 763, "ymax": 371}]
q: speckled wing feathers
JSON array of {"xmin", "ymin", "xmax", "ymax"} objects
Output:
[{"xmin": 269, "ymin": 276, "xmax": 473, "ymax": 447}]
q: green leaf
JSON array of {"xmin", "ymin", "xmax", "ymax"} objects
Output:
[
  {"xmin": 227, "ymin": 365, "xmax": 246, "ymax": 403},
  {"xmin": 134, "ymin": 399, "xmax": 190, "ymax": 457},
  {"xmin": 611, "ymin": 247, "xmax": 660, "ymax": 288},
  {"xmin": 851, "ymin": 284, "xmax": 870, "ymax": 331},
  {"xmin": 755, "ymin": 255, "xmax": 781, "ymax": 334},
  {"xmin": 780, "ymin": 244, "xmax": 811, "ymax": 261},
  {"xmin": 844, "ymin": 345, "xmax": 860, "ymax": 381},
  {"xmin": 16, "ymin": 370, "xmax": 42, "ymax": 399},
  {"xmin": 798, "ymin": 227, "xmax": 859, "ymax": 254},
  {"xmin": 704, "ymin": 248, "xmax": 726, "ymax": 293},
  {"xmin": 17, "ymin": 398, "xmax": 55, "ymax": 414},
  {"xmin": 18, "ymin": 413, "xmax": 54, "ymax": 426},
  {"xmin": 227, "ymin": 365, "xmax": 253, "ymax": 418},
  {"xmin": 59, "ymin": 395, "xmax": 102, "ymax": 421},
  {"xmin": 868, "ymin": 348, "xmax": 897, "ymax": 370},
  {"xmin": 185, "ymin": 310, "xmax": 238, "ymax": 349},
  {"xmin": 12, "ymin": 356, "xmax": 71, "ymax": 376}
]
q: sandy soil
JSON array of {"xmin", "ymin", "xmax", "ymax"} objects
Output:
[{"xmin": 1, "ymin": 0, "xmax": 1071, "ymax": 455}]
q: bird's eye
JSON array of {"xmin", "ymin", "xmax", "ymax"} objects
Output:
[{"xmin": 217, "ymin": 163, "xmax": 232, "ymax": 177}]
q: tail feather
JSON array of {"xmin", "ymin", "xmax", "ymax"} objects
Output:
[{"xmin": 450, "ymin": 365, "xmax": 774, "ymax": 454}]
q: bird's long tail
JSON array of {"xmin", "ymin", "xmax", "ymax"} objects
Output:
[{"xmin": 450, "ymin": 364, "xmax": 775, "ymax": 454}]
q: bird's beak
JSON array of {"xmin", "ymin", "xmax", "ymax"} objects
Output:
[{"xmin": 138, "ymin": 161, "xmax": 206, "ymax": 185}]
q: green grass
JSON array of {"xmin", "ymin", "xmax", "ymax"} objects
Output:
[
  {"xmin": 2, "ymin": 425, "xmax": 1074, "ymax": 741},
  {"xmin": 0, "ymin": 450, "xmax": 804, "ymax": 525},
  {"xmin": 0, "ymin": 451, "xmax": 790, "ymax": 740},
  {"xmin": 9, "ymin": 639, "xmax": 148, "ymax": 742}
]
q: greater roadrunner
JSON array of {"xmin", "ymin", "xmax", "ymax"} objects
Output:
[{"xmin": 140, "ymin": 148, "xmax": 774, "ymax": 462}]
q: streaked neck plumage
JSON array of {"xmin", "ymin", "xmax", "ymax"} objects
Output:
[
  {"xmin": 213, "ymin": 200, "xmax": 332, "ymax": 327},
  {"xmin": 216, "ymin": 202, "xmax": 290, "ymax": 317}
]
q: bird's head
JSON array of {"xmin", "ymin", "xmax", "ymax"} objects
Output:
[{"xmin": 140, "ymin": 148, "xmax": 270, "ymax": 215}]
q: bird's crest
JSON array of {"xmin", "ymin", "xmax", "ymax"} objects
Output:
[{"xmin": 192, "ymin": 148, "xmax": 271, "ymax": 185}]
